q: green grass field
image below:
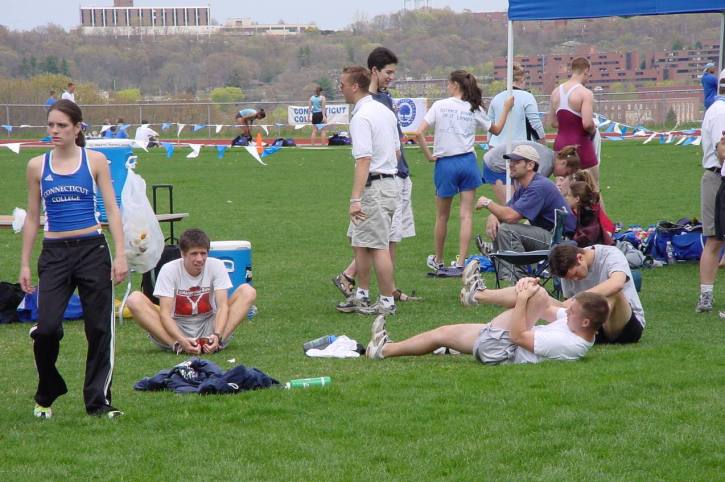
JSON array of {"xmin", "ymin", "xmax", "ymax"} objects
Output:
[{"xmin": 0, "ymin": 142, "xmax": 722, "ymax": 481}]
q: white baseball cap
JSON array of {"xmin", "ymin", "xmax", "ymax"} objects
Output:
[{"xmin": 503, "ymin": 144, "xmax": 540, "ymax": 163}]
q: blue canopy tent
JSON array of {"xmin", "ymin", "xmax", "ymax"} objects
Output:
[{"xmin": 500, "ymin": 0, "xmax": 725, "ymax": 198}]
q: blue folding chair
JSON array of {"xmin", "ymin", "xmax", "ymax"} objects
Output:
[{"xmin": 489, "ymin": 208, "xmax": 569, "ymax": 297}]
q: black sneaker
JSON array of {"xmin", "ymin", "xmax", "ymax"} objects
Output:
[{"xmin": 89, "ymin": 405, "xmax": 124, "ymax": 419}]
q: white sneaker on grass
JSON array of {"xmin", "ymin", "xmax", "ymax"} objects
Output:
[
  {"xmin": 366, "ymin": 315, "xmax": 390, "ymax": 360},
  {"xmin": 357, "ymin": 300, "xmax": 396, "ymax": 316},
  {"xmin": 336, "ymin": 295, "xmax": 369, "ymax": 313},
  {"xmin": 33, "ymin": 404, "xmax": 52, "ymax": 419},
  {"xmin": 696, "ymin": 292, "xmax": 713, "ymax": 313},
  {"xmin": 426, "ymin": 255, "xmax": 444, "ymax": 271}
]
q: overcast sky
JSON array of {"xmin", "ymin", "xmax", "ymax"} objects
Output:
[{"xmin": 1, "ymin": 0, "xmax": 508, "ymax": 31}]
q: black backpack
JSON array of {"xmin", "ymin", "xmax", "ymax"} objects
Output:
[
  {"xmin": 0, "ymin": 282, "xmax": 24, "ymax": 324},
  {"xmin": 328, "ymin": 133, "xmax": 351, "ymax": 146},
  {"xmin": 231, "ymin": 134, "xmax": 252, "ymax": 147},
  {"xmin": 141, "ymin": 245, "xmax": 181, "ymax": 305}
]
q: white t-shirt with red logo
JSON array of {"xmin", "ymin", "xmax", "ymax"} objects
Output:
[{"xmin": 153, "ymin": 257, "xmax": 232, "ymax": 338}]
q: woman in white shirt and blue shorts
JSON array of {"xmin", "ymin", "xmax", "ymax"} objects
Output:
[{"xmin": 415, "ymin": 70, "xmax": 513, "ymax": 275}]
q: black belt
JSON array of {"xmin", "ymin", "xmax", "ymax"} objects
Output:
[
  {"xmin": 706, "ymin": 166, "xmax": 721, "ymax": 173},
  {"xmin": 366, "ymin": 173, "xmax": 395, "ymax": 186}
]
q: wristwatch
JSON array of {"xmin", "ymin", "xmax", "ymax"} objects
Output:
[{"xmin": 482, "ymin": 198, "xmax": 492, "ymax": 208}]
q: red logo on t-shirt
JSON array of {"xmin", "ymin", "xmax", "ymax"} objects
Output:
[{"xmin": 175, "ymin": 286, "xmax": 212, "ymax": 316}]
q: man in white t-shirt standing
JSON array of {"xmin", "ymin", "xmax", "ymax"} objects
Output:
[
  {"xmin": 134, "ymin": 120, "xmax": 160, "ymax": 147},
  {"xmin": 367, "ymin": 277, "xmax": 608, "ymax": 364},
  {"xmin": 336, "ymin": 65, "xmax": 401, "ymax": 316},
  {"xmin": 61, "ymin": 82, "xmax": 76, "ymax": 103},
  {"xmin": 696, "ymin": 69, "xmax": 725, "ymax": 313},
  {"xmin": 126, "ymin": 228, "xmax": 257, "ymax": 354}
]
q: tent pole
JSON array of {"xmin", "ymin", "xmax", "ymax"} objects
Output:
[
  {"xmin": 505, "ymin": 20, "xmax": 513, "ymax": 202},
  {"xmin": 718, "ymin": 12, "xmax": 725, "ymax": 75}
]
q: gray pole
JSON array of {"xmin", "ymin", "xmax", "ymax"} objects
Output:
[{"xmin": 720, "ymin": 12, "xmax": 724, "ymax": 73}]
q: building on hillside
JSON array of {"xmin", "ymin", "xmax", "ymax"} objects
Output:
[
  {"xmin": 650, "ymin": 41, "xmax": 721, "ymax": 83},
  {"xmin": 220, "ymin": 18, "xmax": 315, "ymax": 36},
  {"xmin": 596, "ymin": 86, "xmax": 701, "ymax": 124},
  {"xmin": 493, "ymin": 43, "xmax": 719, "ymax": 94},
  {"xmin": 80, "ymin": 0, "xmax": 215, "ymax": 36}
]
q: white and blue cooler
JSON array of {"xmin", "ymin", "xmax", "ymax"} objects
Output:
[
  {"xmin": 89, "ymin": 146, "xmax": 135, "ymax": 222},
  {"xmin": 209, "ymin": 241, "xmax": 253, "ymax": 295}
]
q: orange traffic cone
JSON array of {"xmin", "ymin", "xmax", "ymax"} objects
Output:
[{"xmin": 256, "ymin": 132, "xmax": 264, "ymax": 155}]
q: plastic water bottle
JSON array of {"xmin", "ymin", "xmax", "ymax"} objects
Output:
[
  {"xmin": 284, "ymin": 376, "xmax": 331, "ymax": 389},
  {"xmin": 666, "ymin": 240, "xmax": 675, "ymax": 265},
  {"xmin": 303, "ymin": 335, "xmax": 336, "ymax": 352},
  {"xmin": 247, "ymin": 304, "xmax": 258, "ymax": 320}
]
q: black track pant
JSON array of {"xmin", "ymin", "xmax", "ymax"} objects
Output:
[{"xmin": 31, "ymin": 234, "xmax": 116, "ymax": 414}]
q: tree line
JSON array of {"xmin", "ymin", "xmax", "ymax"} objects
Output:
[{"xmin": 0, "ymin": 9, "xmax": 719, "ymax": 105}]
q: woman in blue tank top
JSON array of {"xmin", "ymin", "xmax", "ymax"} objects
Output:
[
  {"xmin": 20, "ymin": 100, "xmax": 128, "ymax": 419},
  {"xmin": 308, "ymin": 86, "xmax": 327, "ymax": 146}
]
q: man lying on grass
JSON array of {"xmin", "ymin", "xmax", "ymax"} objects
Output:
[
  {"xmin": 367, "ymin": 277, "xmax": 608, "ymax": 364},
  {"xmin": 461, "ymin": 243, "xmax": 645, "ymax": 345}
]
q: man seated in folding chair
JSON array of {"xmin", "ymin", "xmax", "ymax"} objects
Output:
[
  {"xmin": 476, "ymin": 144, "xmax": 575, "ymax": 284},
  {"xmin": 461, "ymin": 243, "xmax": 645, "ymax": 345}
]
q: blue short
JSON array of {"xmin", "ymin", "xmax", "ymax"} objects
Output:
[
  {"xmin": 482, "ymin": 162, "xmax": 506, "ymax": 185},
  {"xmin": 434, "ymin": 152, "xmax": 482, "ymax": 198}
]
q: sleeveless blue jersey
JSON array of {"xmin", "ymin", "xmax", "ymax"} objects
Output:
[
  {"xmin": 40, "ymin": 149, "xmax": 100, "ymax": 232},
  {"xmin": 310, "ymin": 95, "xmax": 323, "ymax": 113}
]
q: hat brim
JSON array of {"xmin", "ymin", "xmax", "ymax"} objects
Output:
[{"xmin": 504, "ymin": 153, "xmax": 536, "ymax": 162}]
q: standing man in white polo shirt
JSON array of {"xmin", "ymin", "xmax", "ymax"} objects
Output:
[
  {"xmin": 697, "ymin": 69, "xmax": 725, "ymax": 313},
  {"xmin": 61, "ymin": 82, "xmax": 76, "ymax": 103},
  {"xmin": 336, "ymin": 65, "xmax": 401, "ymax": 315}
]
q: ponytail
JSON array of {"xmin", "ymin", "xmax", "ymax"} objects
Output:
[
  {"xmin": 449, "ymin": 70, "xmax": 484, "ymax": 112},
  {"xmin": 556, "ymin": 145, "xmax": 581, "ymax": 171},
  {"xmin": 76, "ymin": 131, "xmax": 86, "ymax": 147}
]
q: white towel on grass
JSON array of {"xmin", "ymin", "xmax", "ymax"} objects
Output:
[{"xmin": 305, "ymin": 335, "xmax": 360, "ymax": 358}]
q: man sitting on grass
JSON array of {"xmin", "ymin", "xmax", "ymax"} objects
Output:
[
  {"xmin": 126, "ymin": 228, "xmax": 256, "ymax": 354},
  {"xmin": 461, "ymin": 243, "xmax": 645, "ymax": 345},
  {"xmin": 367, "ymin": 277, "xmax": 608, "ymax": 364}
]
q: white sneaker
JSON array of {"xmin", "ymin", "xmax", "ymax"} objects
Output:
[
  {"xmin": 696, "ymin": 292, "xmax": 713, "ymax": 313},
  {"xmin": 357, "ymin": 300, "xmax": 396, "ymax": 316},
  {"xmin": 462, "ymin": 259, "xmax": 481, "ymax": 287},
  {"xmin": 426, "ymin": 255, "xmax": 444, "ymax": 271},
  {"xmin": 366, "ymin": 315, "xmax": 390, "ymax": 360},
  {"xmin": 33, "ymin": 404, "xmax": 52, "ymax": 419},
  {"xmin": 460, "ymin": 277, "xmax": 486, "ymax": 307}
]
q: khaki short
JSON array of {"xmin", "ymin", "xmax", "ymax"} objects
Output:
[
  {"xmin": 472, "ymin": 325, "xmax": 518, "ymax": 365},
  {"xmin": 348, "ymin": 177, "xmax": 399, "ymax": 249},
  {"xmin": 390, "ymin": 176, "xmax": 416, "ymax": 243},
  {"xmin": 701, "ymin": 170, "xmax": 720, "ymax": 236}
]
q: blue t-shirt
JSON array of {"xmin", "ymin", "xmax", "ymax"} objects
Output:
[
  {"xmin": 372, "ymin": 90, "xmax": 409, "ymax": 179},
  {"xmin": 508, "ymin": 174, "xmax": 576, "ymax": 233},
  {"xmin": 702, "ymin": 73, "xmax": 718, "ymax": 110},
  {"xmin": 45, "ymin": 97, "xmax": 57, "ymax": 109}
]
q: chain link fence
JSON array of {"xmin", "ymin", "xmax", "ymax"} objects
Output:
[{"xmin": 1, "ymin": 88, "xmax": 705, "ymax": 139}]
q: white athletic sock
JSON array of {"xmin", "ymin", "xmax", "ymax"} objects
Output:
[
  {"xmin": 380, "ymin": 295, "xmax": 395, "ymax": 308},
  {"xmin": 700, "ymin": 284, "xmax": 714, "ymax": 294},
  {"xmin": 356, "ymin": 288, "xmax": 369, "ymax": 300}
]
